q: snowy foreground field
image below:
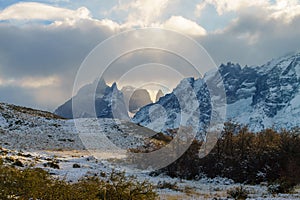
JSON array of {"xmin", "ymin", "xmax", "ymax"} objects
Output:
[
  {"xmin": 1, "ymin": 148, "xmax": 300, "ymax": 200},
  {"xmin": 0, "ymin": 103, "xmax": 300, "ymax": 199}
]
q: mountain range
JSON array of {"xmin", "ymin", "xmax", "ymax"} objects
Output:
[
  {"xmin": 133, "ymin": 52, "xmax": 300, "ymax": 132},
  {"xmin": 54, "ymin": 52, "xmax": 300, "ymax": 133},
  {"xmin": 55, "ymin": 81, "xmax": 163, "ymax": 118},
  {"xmin": 55, "ymin": 79, "xmax": 129, "ymax": 119}
]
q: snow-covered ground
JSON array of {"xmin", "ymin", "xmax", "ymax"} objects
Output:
[
  {"xmin": 1, "ymin": 147, "xmax": 299, "ymax": 199},
  {"xmin": 0, "ymin": 103, "xmax": 299, "ymax": 199},
  {"xmin": 0, "ymin": 103, "xmax": 149, "ymax": 152}
]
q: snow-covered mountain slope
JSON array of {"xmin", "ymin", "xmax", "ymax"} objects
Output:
[
  {"xmin": 55, "ymin": 79, "xmax": 129, "ymax": 120},
  {"xmin": 133, "ymin": 77, "xmax": 212, "ymax": 139},
  {"xmin": 134, "ymin": 52, "xmax": 300, "ymax": 132},
  {"xmin": 0, "ymin": 102, "xmax": 154, "ymax": 152}
]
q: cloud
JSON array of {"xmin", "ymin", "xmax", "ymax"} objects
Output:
[
  {"xmin": 162, "ymin": 16, "xmax": 207, "ymax": 36},
  {"xmin": 0, "ymin": 2, "xmax": 122, "ymax": 29},
  {"xmin": 0, "ymin": 84, "xmax": 67, "ymax": 111},
  {"xmin": 0, "ymin": 75, "xmax": 60, "ymax": 88},
  {"xmin": 198, "ymin": 7, "xmax": 300, "ymax": 66},
  {"xmin": 109, "ymin": 0, "xmax": 207, "ymax": 36},
  {"xmin": 108, "ymin": 0, "xmax": 209, "ymax": 36},
  {"xmin": 192, "ymin": 0, "xmax": 300, "ymax": 65},
  {"xmin": 198, "ymin": 0, "xmax": 269, "ymax": 15},
  {"xmin": 111, "ymin": 0, "xmax": 170, "ymax": 27},
  {"xmin": 0, "ymin": 20, "xmax": 116, "ymax": 77},
  {"xmin": 195, "ymin": 2, "xmax": 207, "ymax": 17},
  {"xmin": 0, "ymin": 86, "xmax": 39, "ymax": 109},
  {"xmin": 0, "ymin": 16, "xmax": 118, "ymax": 111},
  {"xmin": 196, "ymin": 0, "xmax": 300, "ymax": 23},
  {"xmin": 269, "ymin": 0, "xmax": 300, "ymax": 22},
  {"xmin": 0, "ymin": 2, "xmax": 91, "ymax": 21}
]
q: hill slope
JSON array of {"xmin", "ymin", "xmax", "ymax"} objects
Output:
[{"xmin": 0, "ymin": 102, "xmax": 153, "ymax": 152}]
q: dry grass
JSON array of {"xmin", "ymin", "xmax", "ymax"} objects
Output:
[{"xmin": 7, "ymin": 104, "xmax": 65, "ymax": 119}]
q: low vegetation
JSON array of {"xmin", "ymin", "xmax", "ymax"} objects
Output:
[
  {"xmin": 227, "ymin": 186, "xmax": 249, "ymax": 200},
  {"xmin": 6, "ymin": 104, "xmax": 65, "ymax": 119},
  {"xmin": 0, "ymin": 160, "xmax": 157, "ymax": 200}
]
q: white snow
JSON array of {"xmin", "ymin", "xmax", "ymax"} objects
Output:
[
  {"xmin": 2, "ymin": 147, "xmax": 300, "ymax": 199},
  {"xmin": 295, "ymin": 63, "xmax": 300, "ymax": 79},
  {"xmin": 236, "ymin": 86, "xmax": 256, "ymax": 94},
  {"xmin": 0, "ymin": 114, "xmax": 8, "ymax": 128},
  {"xmin": 0, "ymin": 103, "xmax": 299, "ymax": 199},
  {"xmin": 271, "ymin": 91, "xmax": 300, "ymax": 129},
  {"xmin": 226, "ymin": 97, "xmax": 253, "ymax": 122}
]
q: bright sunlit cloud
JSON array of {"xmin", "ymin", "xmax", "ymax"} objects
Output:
[
  {"xmin": 0, "ymin": 2, "xmax": 91, "ymax": 21},
  {"xmin": 0, "ymin": 76, "xmax": 61, "ymax": 89},
  {"xmin": 162, "ymin": 16, "xmax": 207, "ymax": 36},
  {"xmin": 110, "ymin": 0, "xmax": 170, "ymax": 27},
  {"xmin": 196, "ymin": 0, "xmax": 300, "ymax": 23},
  {"xmin": 269, "ymin": 0, "xmax": 300, "ymax": 22}
]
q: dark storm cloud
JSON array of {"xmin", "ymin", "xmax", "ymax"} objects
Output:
[
  {"xmin": 0, "ymin": 86, "xmax": 38, "ymax": 109},
  {"xmin": 0, "ymin": 21, "xmax": 113, "ymax": 78}
]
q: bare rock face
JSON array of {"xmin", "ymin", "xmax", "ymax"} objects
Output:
[
  {"xmin": 155, "ymin": 89, "xmax": 164, "ymax": 102},
  {"xmin": 128, "ymin": 89, "xmax": 153, "ymax": 113},
  {"xmin": 121, "ymin": 86, "xmax": 135, "ymax": 108}
]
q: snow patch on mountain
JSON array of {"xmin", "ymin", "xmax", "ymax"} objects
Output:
[{"xmin": 0, "ymin": 114, "xmax": 8, "ymax": 128}]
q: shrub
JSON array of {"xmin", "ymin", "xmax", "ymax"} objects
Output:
[
  {"xmin": 268, "ymin": 178, "xmax": 296, "ymax": 194},
  {"xmin": 13, "ymin": 160, "xmax": 24, "ymax": 167},
  {"xmin": 157, "ymin": 181, "xmax": 179, "ymax": 191},
  {"xmin": 227, "ymin": 186, "xmax": 249, "ymax": 200},
  {"xmin": 0, "ymin": 164, "xmax": 157, "ymax": 200},
  {"xmin": 97, "ymin": 170, "xmax": 157, "ymax": 200},
  {"xmin": 72, "ymin": 163, "xmax": 81, "ymax": 168},
  {"xmin": 43, "ymin": 161, "xmax": 60, "ymax": 169}
]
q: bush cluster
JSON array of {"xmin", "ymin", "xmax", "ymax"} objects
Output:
[
  {"xmin": 227, "ymin": 186, "xmax": 249, "ymax": 200},
  {"xmin": 0, "ymin": 160, "xmax": 157, "ymax": 200},
  {"xmin": 159, "ymin": 123, "xmax": 300, "ymax": 191}
]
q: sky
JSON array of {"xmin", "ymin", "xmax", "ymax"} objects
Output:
[{"xmin": 0, "ymin": 0, "xmax": 300, "ymax": 111}]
